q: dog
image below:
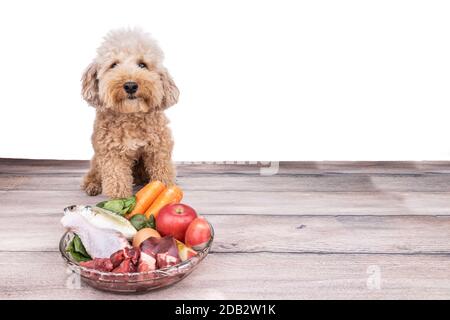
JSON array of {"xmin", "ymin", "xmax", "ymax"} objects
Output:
[{"xmin": 81, "ymin": 28, "xmax": 179, "ymax": 198}]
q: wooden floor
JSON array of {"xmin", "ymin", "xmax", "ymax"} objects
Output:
[{"xmin": 0, "ymin": 159, "xmax": 449, "ymax": 300}]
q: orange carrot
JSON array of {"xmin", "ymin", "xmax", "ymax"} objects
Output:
[
  {"xmin": 144, "ymin": 185, "xmax": 183, "ymax": 219},
  {"xmin": 126, "ymin": 181, "xmax": 165, "ymax": 219}
]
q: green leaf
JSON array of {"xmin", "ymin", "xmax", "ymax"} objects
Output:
[
  {"xmin": 123, "ymin": 196, "xmax": 136, "ymax": 213},
  {"xmin": 118, "ymin": 207, "xmax": 128, "ymax": 216},
  {"xmin": 147, "ymin": 214, "xmax": 156, "ymax": 229},
  {"xmin": 96, "ymin": 200, "xmax": 107, "ymax": 208},
  {"xmin": 66, "ymin": 234, "xmax": 91, "ymax": 263},
  {"xmin": 130, "ymin": 214, "xmax": 147, "ymax": 231},
  {"xmin": 102, "ymin": 199, "xmax": 125, "ymax": 213},
  {"xmin": 70, "ymin": 251, "xmax": 92, "ymax": 262},
  {"xmin": 96, "ymin": 196, "xmax": 136, "ymax": 215},
  {"xmin": 73, "ymin": 235, "xmax": 90, "ymax": 258}
]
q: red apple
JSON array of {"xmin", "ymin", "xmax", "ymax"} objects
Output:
[
  {"xmin": 156, "ymin": 203, "xmax": 197, "ymax": 241},
  {"xmin": 185, "ymin": 217, "xmax": 211, "ymax": 250}
]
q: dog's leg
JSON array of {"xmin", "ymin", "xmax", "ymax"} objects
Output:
[
  {"xmin": 99, "ymin": 154, "xmax": 134, "ymax": 198},
  {"xmin": 82, "ymin": 156, "xmax": 102, "ymax": 196},
  {"xmin": 142, "ymin": 147, "xmax": 175, "ymax": 186}
]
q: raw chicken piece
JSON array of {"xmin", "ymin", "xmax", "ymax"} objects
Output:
[
  {"xmin": 61, "ymin": 214, "xmax": 130, "ymax": 258},
  {"xmin": 64, "ymin": 205, "xmax": 136, "ymax": 240}
]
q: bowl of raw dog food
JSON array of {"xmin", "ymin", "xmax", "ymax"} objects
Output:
[{"xmin": 59, "ymin": 181, "xmax": 214, "ymax": 293}]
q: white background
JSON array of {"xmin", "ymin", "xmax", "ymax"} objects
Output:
[{"xmin": 0, "ymin": 0, "xmax": 449, "ymax": 161}]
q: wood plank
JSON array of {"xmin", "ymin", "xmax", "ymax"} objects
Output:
[
  {"xmin": 0, "ymin": 252, "xmax": 448, "ymax": 299},
  {"xmin": 1, "ymin": 215, "xmax": 449, "ymax": 254},
  {"xmin": 1, "ymin": 159, "xmax": 449, "ymax": 300},
  {"xmin": 2, "ymin": 190, "xmax": 450, "ymax": 216},
  {"xmin": 0, "ymin": 159, "xmax": 88, "ymax": 175},
  {"xmin": 209, "ymin": 215, "xmax": 450, "ymax": 254},
  {"xmin": 2, "ymin": 174, "xmax": 450, "ymax": 192},
  {"xmin": 2, "ymin": 158, "xmax": 450, "ymax": 175},
  {"xmin": 178, "ymin": 161, "xmax": 450, "ymax": 174},
  {"xmin": 178, "ymin": 174, "xmax": 450, "ymax": 192}
]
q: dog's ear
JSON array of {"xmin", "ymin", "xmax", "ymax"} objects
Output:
[
  {"xmin": 159, "ymin": 68, "xmax": 179, "ymax": 109},
  {"xmin": 81, "ymin": 62, "xmax": 101, "ymax": 108}
]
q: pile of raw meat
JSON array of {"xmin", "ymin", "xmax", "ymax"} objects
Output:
[{"xmin": 80, "ymin": 236, "xmax": 180, "ymax": 273}]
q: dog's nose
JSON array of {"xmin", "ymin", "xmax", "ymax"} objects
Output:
[{"xmin": 123, "ymin": 82, "xmax": 138, "ymax": 94}]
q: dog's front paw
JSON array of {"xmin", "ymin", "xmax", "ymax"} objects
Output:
[
  {"xmin": 82, "ymin": 174, "xmax": 102, "ymax": 196},
  {"xmin": 83, "ymin": 181, "xmax": 102, "ymax": 196}
]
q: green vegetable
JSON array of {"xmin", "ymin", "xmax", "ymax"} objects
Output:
[
  {"xmin": 130, "ymin": 214, "xmax": 155, "ymax": 231},
  {"xmin": 123, "ymin": 197, "xmax": 136, "ymax": 210},
  {"xmin": 147, "ymin": 214, "xmax": 156, "ymax": 229},
  {"xmin": 66, "ymin": 234, "xmax": 91, "ymax": 262},
  {"xmin": 96, "ymin": 196, "xmax": 136, "ymax": 216},
  {"xmin": 130, "ymin": 214, "xmax": 147, "ymax": 230},
  {"xmin": 96, "ymin": 200, "xmax": 107, "ymax": 208},
  {"xmin": 73, "ymin": 234, "xmax": 90, "ymax": 258},
  {"xmin": 103, "ymin": 199, "xmax": 124, "ymax": 213},
  {"xmin": 69, "ymin": 250, "xmax": 91, "ymax": 263}
]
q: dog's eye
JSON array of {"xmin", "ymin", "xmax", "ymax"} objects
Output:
[
  {"xmin": 110, "ymin": 62, "xmax": 118, "ymax": 69},
  {"xmin": 138, "ymin": 62, "xmax": 147, "ymax": 69}
]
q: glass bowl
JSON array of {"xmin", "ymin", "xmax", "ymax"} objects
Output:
[{"xmin": 59, "ymin": 225, "xmax": 214, "ymax": 293}]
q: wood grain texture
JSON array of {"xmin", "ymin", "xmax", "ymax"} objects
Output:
[
  {"xmin": 1, "ymin": 159, "xmax": 450, "ymax": 300},
  {"xmin": 1, "ymin": 215, "xmax": 450, "ymax": 255},
  {"xmin": 2, "ymin": 189, "xmax": 450, "ymax": 216},
  {"xmin": 2, "ymin": 174, "xmax": 450, "ymax": 192},
  {"xmin": 0, "ymin": 252, "xmax": 449, "ymax": 300},
  {"xmin": 2, "ymin": 158, "xmax": 450, "ymax": 175}
]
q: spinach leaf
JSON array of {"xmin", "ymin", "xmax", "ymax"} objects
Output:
[
  {"xmin": 96, "ymin": 200, "xmax": 107, "ymax": 209},
  {"xmin": 70, "ymin": 250, "xmax": 91, "ymax": 263},
  {"xmin": 147, "ymin": 214, "xmax": 156, "ymax": 229},
  {"xmin": 66, "ymin": 234, "xmax": 91, "ymax": 262},
  {"xmin": 129, "ymin": 214, "xmax": 156, "ymax": 231},
  {"xmin": 130, "ymin": 214, "xmax": 148, "ymax": 231},
  {"xmin": 73, "ymin": 234, "xmax": 90, "ymax": 258},
  {"xmin": 103, "ymin": 199, "xmax": 125, "ymax": 213},
  {"xmin": 96, "ymin": 196, "xmax": 136, "ymax": 216},
  {"xmin": 123, "ymin": 197, "xmax": 136, "ymax": 212}
]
